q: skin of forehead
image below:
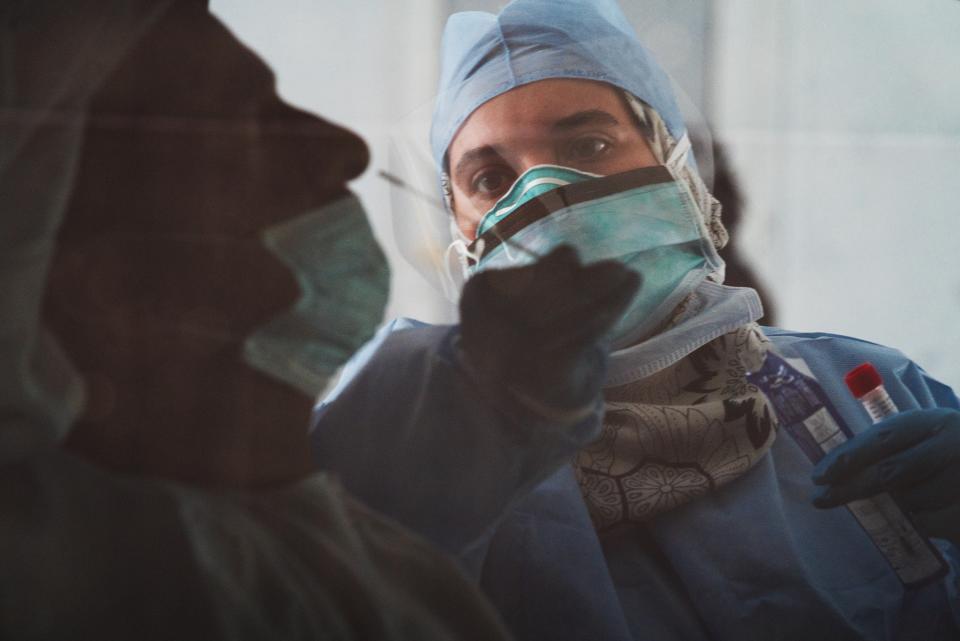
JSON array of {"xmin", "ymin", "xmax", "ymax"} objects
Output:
[{"xmin": 447, "ymin": 78, "xmax": 657, "ymax": 235}]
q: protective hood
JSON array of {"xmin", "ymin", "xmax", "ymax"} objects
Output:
[{"xmin": 0, "ymin": 0, "xmax": 173, "ymax": 463}]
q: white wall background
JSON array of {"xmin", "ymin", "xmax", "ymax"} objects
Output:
[
  {"xmin": 210, "ymin": 0, "xmax": 960, "ymax": 391},
  {"xmin": 709, "ymin": 0, "xmax": 960, "ymax": 390}
]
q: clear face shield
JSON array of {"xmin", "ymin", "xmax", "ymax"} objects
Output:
[{"xmin": 384, "ymin": 100, "xmax": 465, "ymax": 307}]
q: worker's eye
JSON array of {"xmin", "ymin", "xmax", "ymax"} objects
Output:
[
  {"xmin": 563, "ymin": 136, "xmax": 613, "ymax": 163},
  {"xmin": 471, "ymin": 169, "xmax": 514, "ymax": 198}
]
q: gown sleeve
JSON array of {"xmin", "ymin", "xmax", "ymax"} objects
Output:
[{"xmin": 311, "ymin": 318, "xmax": 606, "ymax": 558}]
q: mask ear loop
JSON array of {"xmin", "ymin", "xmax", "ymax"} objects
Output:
[
  {"xmin": 665, "ymin": 132, "xmax": 692, "ymax": 178},
  {"xmin": 442, "ymin": 219, "xmax": 486, "ymax": 302},
  {"xmin": 489, "ymin": 224, "xmax": 543, "ymax": 264},
  {"xmin": 490, "ymin": 226, "xmax": 518, "ymax": 263},
  {"xmin": 440, "ymin": 241, "xmax": 462, "ymax": 302}
]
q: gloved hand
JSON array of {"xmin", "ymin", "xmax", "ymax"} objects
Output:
[
  {"xmin": 811, "ymin": 408, "xmax": 960, "ymax": 546},
  {"xmin": 459, "ymin": 245, "xmax": 640, "ymax": 422}
]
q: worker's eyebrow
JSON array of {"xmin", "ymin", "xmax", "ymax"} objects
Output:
[
  {"xmin": 551, "ymin": 109, "xmax": 620, "ymax": 132},
  {"xmin": 452, "ymin": 145, "xmax": 504, "ymax": 183}
]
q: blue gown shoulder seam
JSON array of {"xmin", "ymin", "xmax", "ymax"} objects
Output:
[{"xmin": 760, "ymin": 326, "xmax": 902, "ymax": 353}]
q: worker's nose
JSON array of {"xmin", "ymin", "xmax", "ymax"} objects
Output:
[{"xmin": 512, "ymin": 150, "xmax": 560, "ymax": 176}]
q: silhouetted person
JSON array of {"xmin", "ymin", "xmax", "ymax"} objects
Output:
[{"xmin": 1, "ymin": 2, "xmax": 510, "ymax": 638}]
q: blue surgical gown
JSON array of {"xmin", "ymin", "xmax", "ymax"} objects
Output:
[{"xmin": 311, "ymin": 320, "xmax": 960, "ymax": 641}]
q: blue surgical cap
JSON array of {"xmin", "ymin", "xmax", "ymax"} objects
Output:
[{"xmin": 430, "ymin": 0, "xmax": 687, "ymax": 170}]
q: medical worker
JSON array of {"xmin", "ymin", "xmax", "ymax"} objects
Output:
[
  {"xmin": 0, "ymin": 2, "xmax": 519, "ymax": 638},
  {"xmin": 311, "ymin": 1, "xmax": 960, "ymax": 640}
]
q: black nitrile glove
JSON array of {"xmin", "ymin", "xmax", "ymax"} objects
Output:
[
  {"xmin": 812, "ymin": 408, "xmax": 960, "ymax": 546},
  {"xmin": 459, "ymin": 245, "xmax": 640, "ymax": 421}
]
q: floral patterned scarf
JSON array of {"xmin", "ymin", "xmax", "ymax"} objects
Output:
[
  {"xmin": 569, "ymin": 96, "xmax": 779, "ymax": 529},
  {"xmin": 575, "ymin": 324, "xmax": 778, "ymax": 529}
]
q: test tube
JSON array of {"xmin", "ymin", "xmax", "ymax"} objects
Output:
[
  {"xmin": 845, "ymin": 362, "xmax": 898, "ymax": 422},
  {"xmin": 841, "ymin": 361, "xmax": 948, "ymax": 584}
]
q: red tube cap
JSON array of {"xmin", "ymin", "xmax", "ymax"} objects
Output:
[{"xmin": 845, "ymin": 362, "xmax": 883, "ymax": 398}]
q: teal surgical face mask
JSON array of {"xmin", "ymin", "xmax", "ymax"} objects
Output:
[
  {"xmin": 244, "ymin": 194, "xmax": 390, "ymax": 397},
  {"xmin": 463, "ymin": 164, "xmax": 723, "ymax": 349}
]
